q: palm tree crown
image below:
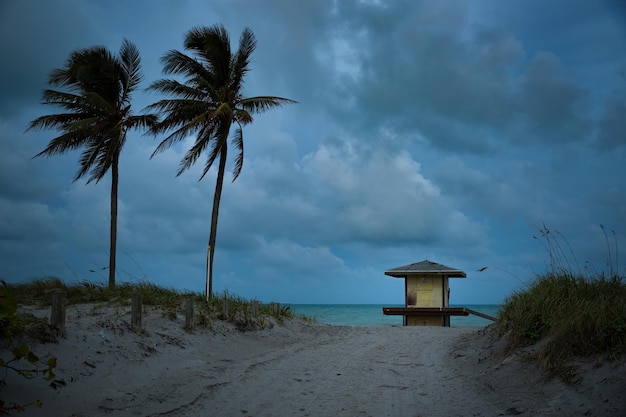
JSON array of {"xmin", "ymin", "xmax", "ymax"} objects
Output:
[
  {"xmin": 146, "ymin": 24, "xmax": 296, "ymax": 298},
  {"xmin": 28, "ymin": 39, "xmax": 157, "ymax": 287}
]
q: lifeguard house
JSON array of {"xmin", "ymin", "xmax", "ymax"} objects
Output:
[{"xmin": 382, "ymin": 259, "xmax": 468, "ymax": 327}]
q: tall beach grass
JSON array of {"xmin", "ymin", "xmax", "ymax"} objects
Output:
[{"xmin": 497, "ymin": 226, "xmax": 626, "ymax": 380}]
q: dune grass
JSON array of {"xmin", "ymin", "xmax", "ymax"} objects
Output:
[
  {"xmin": 3, "ymin": 277, "xmax": 294, "ymax": 332},
  {"xmin": 497, "ymin": 226, "xmax": 626, "ymax": 381}
]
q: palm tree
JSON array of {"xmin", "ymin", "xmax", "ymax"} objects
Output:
[
  {"xmin": 146, "ymin": 25, "xmax": 296, "ymax": 299},
  {"xmin": 27, "ymin": 39, "xmax": 157, "ymax": 288}
]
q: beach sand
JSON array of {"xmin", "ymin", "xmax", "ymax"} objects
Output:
[{"xmin": 3, "ymin": 304, "xmax": 624, "ymax": 417}]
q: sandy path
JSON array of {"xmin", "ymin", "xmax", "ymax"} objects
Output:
[
  {"xmin": 191, "ymin": 326, "xmax": 492, "ymax": 417},
  {"xmin": 3, "ymin": 305, "xmax": 625, "ymax": 417}
]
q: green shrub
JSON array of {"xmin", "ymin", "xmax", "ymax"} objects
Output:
[{"xmin": 0, "ymin": 284, "xmax": 58, "ymax": 413}]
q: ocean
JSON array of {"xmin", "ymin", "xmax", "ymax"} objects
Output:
[{"xmin": 287, "ymin": 304, "xmax": 502, "ymax": 328}]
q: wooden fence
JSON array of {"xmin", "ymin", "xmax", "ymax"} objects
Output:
[{"xmin": 48, "ymin": 292, "xmax": 277, "ymax": 333}]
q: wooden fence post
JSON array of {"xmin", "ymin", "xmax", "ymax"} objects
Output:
[
  {"xmin": 222, "ymin": 297, "xmax": 229, "ymax": 320},
  {"xmin": 270, "ymin": 302, "xmax": 281, "ymax": 316},
  {"xmin": 131, "ymin": 294, "xmax": 142, "ymax": 329},
  {"xmin": 185, "ymin": 296, "xmax": 194, "ymax": 331},
  {"xmin": 251, "ymin": 300, "xmax": 259, "ymax": 318},
  {"xmin": 50, "ymin": 290, "xmax": 66, "ymax": 336}
]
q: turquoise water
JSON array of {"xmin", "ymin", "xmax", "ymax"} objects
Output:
[{"xmin": 288, "ymin": 304, "xmax": 502, "ymax": 328}]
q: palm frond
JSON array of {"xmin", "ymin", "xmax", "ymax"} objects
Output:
[
  {"xmin": 76, "ymin": 124, "xmax": 125, "ymax": 184},
  {"xmin": 37, "ymin": 89, "xmax": 112, "ymax": 117},
  {"xmin": 119, "ymin": 38, "xmax": 142, "ymax": 102},
  {"xmin": 33, "ymin": 128, "xmax": 93, "ymax": 157},
  {"xmin": 185, "ymin": 25, "xmax": 231, "ymax": 80},
  {"xmin": 178, "ymin": 131, "xmax": 214, "ymax": 176},
  {"xmin": 233, "ymin": 108, "xmax": 253, "ymax": 125},
  {"xmin": 39, "ymin": 89, "xmax": 82, "ymax": 105},
  {"xmin": 236, "ymin": 27, "xmax": 256, "ymax": 68},
  {"xmin": 238, "ymin": 96, "xmax": 298, "ymax": 114},
  {"xmin": 199, "ymin": 130, "xmax": 226, "ymax": 180},
  {"xmin": 151, "ymin": 113, "xmax": 215, "ymax": 157},
  {"xmin": 160, "ymin": 50, "xmax": 214, "ymax": 84},
  {"xmin": 74, "ymin": 48, "xmax": 120, "ymax": 101},
  {"xmin": 80, "ymin": 149, "xmax": 107, "ymax": 183},
  {"xmin": 147, "ymin": 79, "xmax": 209, "ymax": 100},
  {"xmin": 151, "ymin": 127, "xmax": 189, "ymax": 156},
  {"xmin": 27, "ymin": 113, "xmax": 80, "ymax": 132},
  {"xmin": 80, "ymin": 91, "xmax": 115, "ymax": 114},
  {"xmin": 126, "ymin": 114, "xmax": 158, "ymax": 130},
  {"xmin": 147, "ymin": 99, "xmax": 213, "ymax": 135},
  {"xmin": 231, "ymin": 126, "xmax": 244, "ymax": 181},
  {"xmin": 74, "ymin": 140, "xmax": 101, "ymax": 180},
  {"xmin": 229, "ymin": 27, "xmax": 256, "ymax": 92},
  {"xmin": 190, "ymin": 74, "xmax": 220, "ymax": 100}
]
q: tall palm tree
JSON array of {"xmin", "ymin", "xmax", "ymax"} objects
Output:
[
  {"xmin": 27, "ymin": 39, "xmax": 157, "ymax": 288},
  {"xmin": 147, "ymin": 25, "xmax": 296, "ymax": 299}
]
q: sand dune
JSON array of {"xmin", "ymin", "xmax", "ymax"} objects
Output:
[{"xmin": 3, "ymin": 304, "xmax": 624, "ymax": 416}]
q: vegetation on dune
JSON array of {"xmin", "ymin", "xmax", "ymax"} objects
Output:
[
  {"xmin": 4, "ymin": 278, "xmax": 294, "ymax": 331},
  {"xmin": 497, "ymin": 226, "xmax": 626, "ymax": 381}
]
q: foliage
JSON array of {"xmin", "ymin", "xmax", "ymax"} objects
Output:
[
  {"xmin": 497, "ymin": 225, "xmax": 626, "ymax": 381},
  {"xmin": 0, "ymin": 344, "xmax": 58, "ymax": 413},
  {"xmin": 0, "ymin": 285, "xmax": 58, "ymax": 414}
]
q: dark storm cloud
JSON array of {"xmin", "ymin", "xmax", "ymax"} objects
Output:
[
  {"xmin": 0, "ymin": 0, "xmax": 99, "ymax": 114},
  {"xmin": 596, "ymin": 96, "xmax": 626, "ymax": 150},
  {"xmin": 306, "ymin": 0, "xmax": 600, "ymax": 153},
  {"xmin": 514, "ymin": 52, "xmax": 591, "ymax": 145}
]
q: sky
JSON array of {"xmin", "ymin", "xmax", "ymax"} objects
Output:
[{"xmin": 1, "ymin": 0, "xmax": 625, "ymax": 305}]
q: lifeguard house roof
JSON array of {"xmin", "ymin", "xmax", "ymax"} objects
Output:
[{"xmin": 384, "ymin": 259, "xmax": 466, "ymax": 278}]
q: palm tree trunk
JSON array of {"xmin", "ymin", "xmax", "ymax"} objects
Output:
[
  {"xmin": 109, "ymin": 151, "xmax": 119, "ymax": 288},
  {"xmin": 206, "ymin": 146, "xmax": 228, "ymax": 300}
]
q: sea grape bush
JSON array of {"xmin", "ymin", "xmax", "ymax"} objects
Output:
[{"xmin": 0, "ymin": 284, "xmax": 58, "ymax": 413}]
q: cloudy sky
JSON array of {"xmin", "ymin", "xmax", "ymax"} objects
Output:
[{"xmin": 1, "ymin": 0, "xmax": 625, "ymax": 304}]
